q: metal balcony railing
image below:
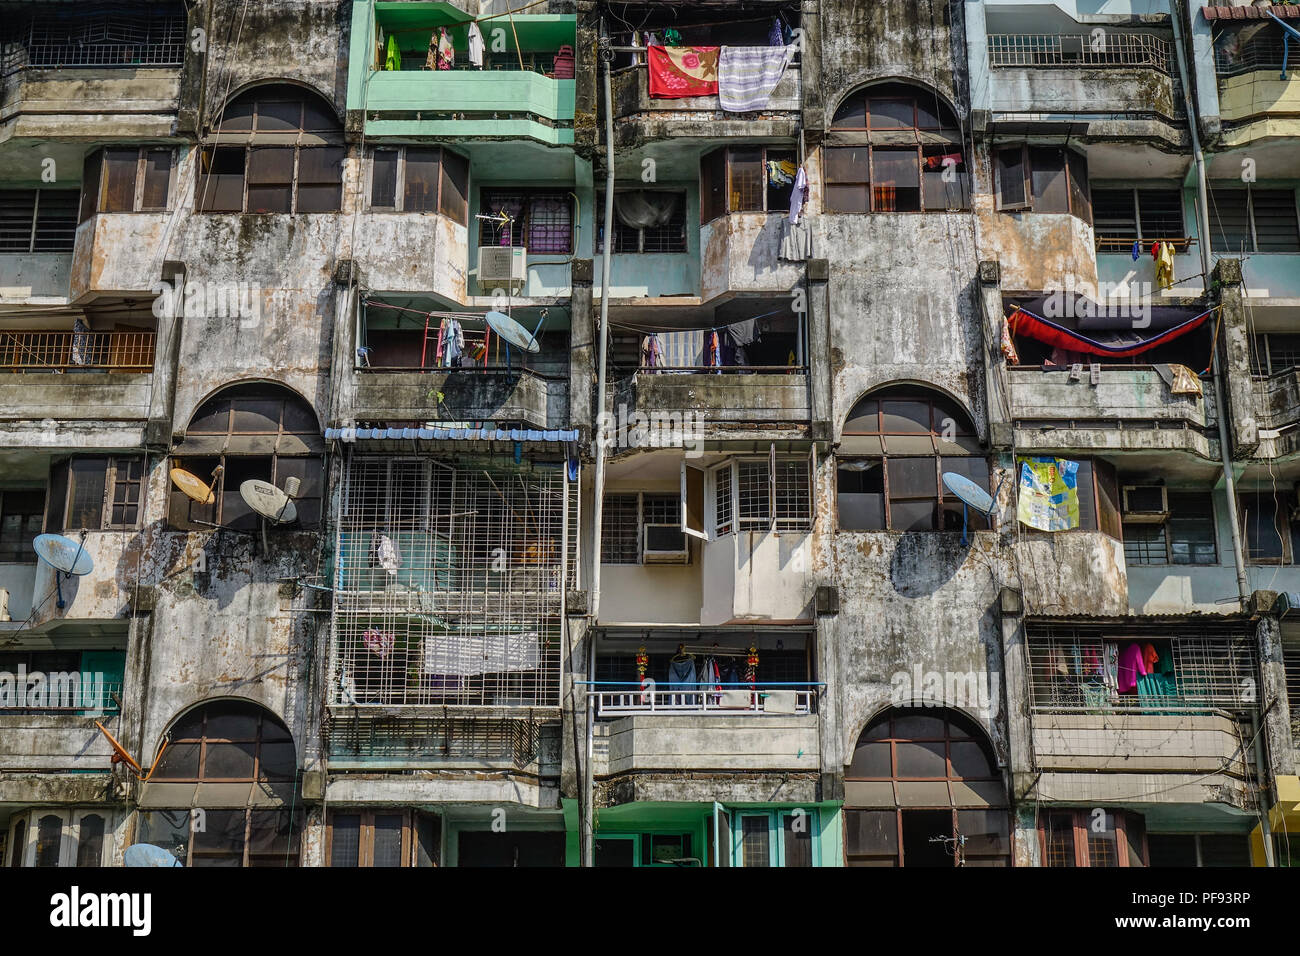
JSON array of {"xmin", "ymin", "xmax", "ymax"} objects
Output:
[
  {"xmin": 988, "ymin": 33, "xmax": 1172, "ymax": 71},
  {"xmin": 587, "ymin": 682, "xmax": 819, "ymax": 717},
  {"xmin": 0, "ymin": 330, "xmax": 156, "ymax": 372}
]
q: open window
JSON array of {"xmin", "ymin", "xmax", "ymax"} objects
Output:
[
  {"xmin": 197, "ymin": 86, "xmax": 344, "ymax": 214},
  {"xmin": 995, "ymin": 145, "xmax": 1091, "ymax": 223},
  {"xmin": 711, "ymin": 451, "xmax": 813, "ymax": 536},
  {"xmin": 80, "ymin": 147, "xmax": 174, "ymax": 221},
  {"xmin": 168, "ymin": 382, "xmax": 323, "ymax": 531},
  {"xmin": 700, "ymin": 145, "xmax": 797, "ymax": 223}
]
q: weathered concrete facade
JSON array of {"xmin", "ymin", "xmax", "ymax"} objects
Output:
[{"xmin": 3, "ymin": 0, "xmax": 1300, "ymax": 869}]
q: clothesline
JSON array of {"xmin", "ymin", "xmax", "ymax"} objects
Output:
[{"xmin": 611, "ymin": 306, "xmax": 791, "ymax": 336}]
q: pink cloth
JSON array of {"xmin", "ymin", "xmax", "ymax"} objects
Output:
[{"xmin": 1117, "ymin": 642, "xmax": 1148, "ymax": 694}]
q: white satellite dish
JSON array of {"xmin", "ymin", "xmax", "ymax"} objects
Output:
[
  {"xmin": 484, "ymin": 311, "xmax": 541, "ymax": 353},
  {"xmin": 33, "ymin": 533, "xmax": 94, "ymax": 609},
  {"xmin": 239, "ymin": 480, "xmax": 297, "ymax": 524}
]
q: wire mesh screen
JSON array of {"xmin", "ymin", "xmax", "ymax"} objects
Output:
[
  {"xmin": 987, "ymin": 33, "xmax": 1171, "ymax": 71},
  {"xmin": 326, "ymin": 714, "xmax": 546, "ymax": 768},
  {"xmin": 1027, "ymin": 630, "xmax": 1258, "ymax": 715},
  {"xmin": 329, "ymin": 456, "xmax": 571, "ymax": 710},
  {"xmin": 3, "ymin": 4, "xmax": 186, "ymax": 73}
]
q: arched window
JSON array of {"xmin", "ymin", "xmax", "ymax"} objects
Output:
[
  {"xmin": 837, "ymin": 386, "xmax": 987, "ymax": 532},
  {"xmin": 141, "ymin": 700, "xmax": 300, "ymax": 867},
  {"xmin": 826, "ymin": 83, "xmax": 968, "ymax": 213},
  {"xmin": 9, "ymin": 819, "xmax": 24, "ymax": 867},
  {"xmin": 844, "ymin": 708, "xmax": 1008, "ymax": 867},
  {"xmin": 197, "ymin": 84, "xmax": 344, "ymax": 214},
  {"xmin": 169, "ymin": 382, "xmax": 323, "ymax": 531},
  {"xmin": 35, "ymin": 814, "xmax": 62, "ymax": 867}
]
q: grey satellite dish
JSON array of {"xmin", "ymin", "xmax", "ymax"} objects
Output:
[
  {"xmin": 124, "ymin": 843, "xmax": 183, "ymax": 868},
  {"xmin": 240, "ymin": 479, "xmax": 297, "ymax": 525},
  {"xmin": 942, "ymin": 472, "xmax": 1003, "ymax": 546},
  {"xmin": 33, "ymin": 533, "xmax": 94, "ymax": 609},
  {"xmin": 484, "ymin": 310, "xmax": 541, "ymax": 353}
]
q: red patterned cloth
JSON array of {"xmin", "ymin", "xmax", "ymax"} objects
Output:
[{"xmin": 648, "ymin": 46, "xmax": 719, "ymax": 98}]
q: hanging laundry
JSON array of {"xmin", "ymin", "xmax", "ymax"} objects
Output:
[
  {"xmin": 1151, "ymin": 240, "xmax": 1160, "ymax": 260},
  {"xmin": 663, "ymin": 28, "xmax": 682, "ymax": 47},
  {"xmin": 467, "ymin": 21, "xmax": 485, "ymax": 68},
  {"xmin": 1016, "ymin": 457, "xmax": 1081, "ymax": 531},
  {"xmin": 362, "ymin": 629, "xmax": 396, "ymax": 659},
  {"xmin": 370, "ymin": 533, "xmax": 402, "ymax": 576},
  {"xmin": 425, "ymin": 30, "xmax": 438, "ymax": 70},
  {"xmin": 1169, "ymin": 363, "xmax": 1203, "ymax": 397},
  {"xmin": 647, "ymin": 45, "xmax": 719, "ymax": 98},
  {"xmin": 718, "ymin": 45, "xmax": 795, "ymax": 112},
  {"xmin": 442, "ymin": 318, "xmax": 465, "ymax": 367},
  {"xmin": 1142, "ymin": 642, "xmax": 1160, "ymax": 673},
  {"xmin": 767, "ymin": 159, "xmax": 796, "ymax": 186},
  {"xmin": 640, "ymin": 334, "xmax": 662, "ymax": 369},
  {"xmin": 1117, "ymin": 641, "xmax": 1148, "ymax": 694},
  {"xmin": 385, "ymin": 33, "xmax": 402, "ymax": 71},
  {"xmin": 1155, "ymin": 240, "xmax": 1175, "ymax": 290},
  {"xmin": 768, "ymin": 17, "xmax": 784, "ymax": 47},
  {"xmin": 788, "ymin": 165, "xmax": 809, "ymax": 226},
  {"xmin": 709, "ymin": 329, "xmax": 722, "ymax": 370},
  {"xmin": 779, "ymin": 216, "xmax": 815, "ymax": 260},
  {"xmin": 1000, "ymin": 313, "xmax": 1020, "ymax": 365},
  {"xmin": 1131, "ymin": 240, "xmax": 1141, "ymax": 261},
  {"xmin": 655, "ymin": 329, "xmax": 706, "ymax": 369},
  {"xmin": 436, "ymin": 26, "xmax": 455, "ymax": 70},
  {"xmin": 70, "ymin": 317, "xmax": 90, "ymax": 366},
  {"xmin": 923, "ymin": 151, "xmax": 963, "ymax": 171}
]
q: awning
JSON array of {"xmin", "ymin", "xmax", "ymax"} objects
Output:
[
  {"xmin": 325, "ymin": 427, "xmax": 579, "ymax": 443},
  {"xmin": 1007, "ymin": 297, "xmax": 1215, "ymax": 358},
  {"xmin": 1203, "ymin": 4, "xmax": 1300, "ymax": 20}
]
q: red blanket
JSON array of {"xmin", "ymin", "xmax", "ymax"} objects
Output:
[{"xmin": 648, "ymin": 45, "xmax": 719, "ymax": 98}]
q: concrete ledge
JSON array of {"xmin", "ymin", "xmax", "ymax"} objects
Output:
[{"xmin": 324, "ymin": 772, "xmax": 560, "ymax": 808}]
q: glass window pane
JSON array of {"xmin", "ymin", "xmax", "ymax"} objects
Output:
[
  {"xmin": 1087, "ymin": 813, "xmax": 1120, "ymax": 867},
  {"xmin": 844, "ymin": 810, "xmax": 898, "ymax": 855},
  {"xmin": 101, "ymin": 149, "xmax": 138, "ymax": 212},
  {"xmin": 36, "ymin": 815, "xmax": 62, "ymax": 867},
  {"xmin": 892, "ymin": 714, "xmax": 946, "ymax": 738},
  {"xmin": 825, "ymin": 184, "xmax": 870, "ymax": 213},
  {"xmin": 153, "ymin": 740, "xmax": 200, "ymax": 779},
  {"xmin": 740, "ymin": 816, "xmax": 770, "ymax": 867},
  {"xmin": 297, "ymin": 183, "xmax": 342, "ymax": 213},
  {"xmin": 191, "ymin": 810, "xmax": 245, "ymax": 867},
  {"xmin": 330, "ymin": 815, "xmax": 360, "ymax": 867},
  {"xmin": 257, "ymin": 100, "xmax": 301, "ymax": 132},
  {"xmin": 888, "ymin": 457, "xmax": 937, "ymax": 498},
  {"xmin": 372, "ymin": 815, "xmax": 404, "ymax": 867},
  {"xmin": 891, "ymin": 499, "xmax": 936, "ymax": 532},
  {"xmin": 997, "ymin": 148, "xmax": 1027, "ymax": 208},
  {"xmin": 957, "ymin": 810, "xmax": 1008, "ymax": 857},
  {"xmin": 949, "ymin": 740, "xmax": 995, "ymax": 778},
  {"xmin": 231, "ymin": 399, "xmax": 281, "ymax": 433},
  {"xmin": 825, "ymin": 146, "xmax": 870, "ymax": 184},
  {"xmin": 258, "ymin": 740, "xmax": 296, "ymax": 781},
  {"xmin": 895, "ymin": 740, "xmax": 947, "ymax": 777},
  {"xmin": 142, "ymin": 150, "xmax": 171, "ymax": 209},
  {"xmin": 68, "ymin": 457, "xmax": 107, "ymax": 529},
  {"xmin": 782, "ymin": 814, "xmax": 813, "ymax": 867},
  {"xmin": 440, "ymin": 150, "xmax": 469, "ymax": 224},
  {"xmin": 76, "ymin": 815, "xmax": 105, "ymax": 867},
  {"xmin": 298, "ymin": 147, "xmax": 343, "ymax": 184},
  {"xmin": 247, "ymin": 147, "xmax": 294, "ymax": 185},
  {"xmin": 869, "ymin": 97, "xmax": 913, "ymax": 129},
  {"xmin": 728, "ymin": 148, "xmax": 764, "ymax": 211},
  {"xmin": 1030, "ymin": 148, "xmax": 1069, "ymax": 213},
  {"xmin": 247, "ymin": 185, "xmax": 292, "ymax": 214},
  {"xmin": 1043, "ymin": 813, "xmax": 1076, "ymax": 867},
  {"xmin": 203, "ymin": 741, "xmax": 257, "ymax": 779},
  {"xmin": 832, "ymin": 94, "xmax": 866, "ymax": 128},
  {"xmin": 881, "ymin": 400, "xmax": 930, "ymax": 433},
  {"xmin": 848, "ymin": 740, "xmax": 892, "ymax": 778},
  {"xmin": 403, "ymin": 148, "xmax": 440, "ymax": 213},
  {"xmin": 371, "ymin": 149, "xmax": 398, "ymax": 207}
]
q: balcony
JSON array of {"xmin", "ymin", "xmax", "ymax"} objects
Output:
[
  {"xmin": 982, "ymin": 32, "xmax": 1181, "ymax": 133},
  {"xmin": 70, "ymin": 213, "xmax": 174, "ymax": 300},
  {"xmin": 0, "ymin": 716, "xmax": 116, "ymax": 781},
  {"xmin": 610, "ymin": 57, "xmax": 802, "ymax": 140},
  {"xmin": 1007, "ymin": 365, "xmax": 1217, "ymax": 458},
  {"xmin": 353, "ymin": 368, "xmax": 567, "ymax": 430},
  {"xmin": 0, "ymin": 330, "xmax": 155, "ymax": 437},
  {"xmin": 615, "ymin": 370, "xmax": 810, "ymax": 429},
  {"xmin": 351, "ymin": 212, "xmax": 469, "ymax": 301},
  {"xmin": 1214, "ymin": 34, "xmax": 1300, "ymax": 146},
  {"xmin": 700, "ymin": 213, "xmax": 806, "ymax": 301}
]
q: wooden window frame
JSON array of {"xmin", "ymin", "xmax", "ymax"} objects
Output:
[
  {"xmin": 6, "ymin": 808, "xmax": 112, "ymax": 868},
  {"xmin": 150, "ymin": 705, "xmax": 294, "ymax": 785},
  {"xmin": 326, "ymin": 809, "xmax": 426, "ymax": 867},
  {"xmin": 1038, "ymin": 808, "xmax": 1147, "ymax": 867},
  {"xmin": 366, "ymin": 145, "xmax": 471, "ymax": 225},
  {"xmin": 44, "ymin": 456, "xmax": 144, "ymax": 533},
  {"xmin": 81, "ymin": 147, "xmax": 175, "ymax": 222},
  {"xmin": 0, "ymin": 487, "xmax": 46, "ymax": 562},
  {"xmin": 699, "ymin": 145, "xmax": 799, "ymax": 224},
  {"xmin": 995, "ymin": 145, "xmax": 1092, "ymax": 223},
  {"xmin": 1239, "ymin": 490, "xmax": 1300, "ymax": 565}
]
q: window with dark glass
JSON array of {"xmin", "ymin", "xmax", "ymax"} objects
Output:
[
  {"xmin": 0, "ymin": 489, "xmax": 45, "ymax": 562},
  {"xmin": 838, "ymin": 389, "xmax": 987, "ymax": 532},
  {"xmin": 197, "ymin": 87, "xmax": 344, "ymax": 214},
  {"xmin": 0, "ymin": 189, "xmax": 78, "ymax": 252},
  {"xmin": 1040, "ymin": 809, "xmax": 1146, "ymax": 867},
  {"xmin": 75, "ymin": 814, "xmax": 105, "ymax": 868},
  {"xmin": 1091, "ymin": 187, "xmax": 1184, "ymax": 251},
  {"xmin": 699, "ymin": 145, "xmax": 798, "ymax": 222},
  {"xmin": 1208, "ymin": 186, "xmax": 1300, "ymax": 253},
  {"xmin": 826, "ymin": 85, "xmax": 969, "ymax": 214},
  {"xmin": 1122, "ymin": 490, "xmax": 1215, "ymax": 566},
  {"xmin": 327, "ymin": 810, "xmax": 439, "ymax": 867},
  {"xmin": 478, "ymin": 189, "xmax": 573, "ymax": 253},
  {"xmin": 995, "ymin": 146, "xmax": 1091, "ymax": 223},
  {"xmin": 169, "ymin": 383, "xmax": 323, "ymax": 531},
  {"xmin": 80, "ymin": 147, "xmax": 174, "ymax": 221},
  {"xmin": 1239, "ymin": 490, "xmax": 1300, "ymax": 565},
  {"xmin": 44, "ymin": 457, "xmax": 143, "ymax": 532},
  {"xmin": 367, "ymin": 146, "xmax": 470, "ymax": 223}
]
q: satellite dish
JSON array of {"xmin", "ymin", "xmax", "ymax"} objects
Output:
[
  {"xmin": 942, "ymin": 472, "xmax": 1004, "ymax": 546},
  {"xmin": 170, "ymin": 467, "xmax": 215, "ymax": 505},
  {"xmin": 124, "ymin": 843, "xmax": 183, "ymax": 868},
  {"xmin": 239, "ymin": 480, "xmax": 297, "ymax": 524},
  {"xmin": 484, "ymin": 311, "xmax": 541, "ymax": 354},
  {"xmin": 34, "ymin": 534, "xmax": 95, "ymax": 575}
]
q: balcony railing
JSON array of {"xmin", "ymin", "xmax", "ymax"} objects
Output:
[
  {"xmin": 587, "ymin": 682, "xmax": 818, "ymax": 717},
  {"xmin": 0, "ymin": 330, "xmax": 156, "ymax": 372},
  {"xmin": 0, "ymin": 682, "xmax": 123, "ymax": 715},
  {"xmin": 988, "ymin": 33, "xmax": 1172, "ymax": 71},
  {"xmin": 1216, "ymin": 36, "xmax": 1288, "ymax": 78}
]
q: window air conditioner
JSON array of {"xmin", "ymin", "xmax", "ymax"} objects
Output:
[
  {"xmin": 1121, "ymin": 484, "xmax": 1169, "ymax": 523},
  {"xmin": 477, "ymin": 246, "xmax": 527, "ymax": 291},
  {"xmin": 642, "ymin": 523, "xmax": 689, "ymax": 564}
]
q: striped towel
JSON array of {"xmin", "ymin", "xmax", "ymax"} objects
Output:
[
  {"xmin": 718, "ymin": 45, "xmax": 794, "ymax": 112},
  {"xmin": 655, "ymin": 330, "xmax": 706, "ymax": 370}
]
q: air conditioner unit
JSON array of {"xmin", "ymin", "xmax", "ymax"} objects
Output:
[
  {"xmin": 478, "ymin": 246, "xmax": 527, "ymax": 291},
  {"xmin": 642, "ymin": 523, "xmax": 689, "ymax": 564},
  {"xmin": 1121, "ymin": 484, "xmax": 1169, "ymax": 523}
]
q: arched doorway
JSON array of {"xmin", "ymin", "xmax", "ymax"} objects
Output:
[{"xmin": 844, "ymin": 707, "xmax": 1009, "ymax": 866}]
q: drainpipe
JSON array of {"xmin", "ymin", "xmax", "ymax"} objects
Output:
[
  {"xmin": 1172, "ymin": 0, "xmax": 1271, "ymax": 864},
  {"xmin": 583, "ymin": 23, "xmax": 617, "ymax": 869},
  {"xmin": 1170, "ymin": 1, "xmax": 1250, "ymax": 608}
]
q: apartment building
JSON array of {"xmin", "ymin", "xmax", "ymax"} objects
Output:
[{"xmin": 1, "ymin": 0, "xmax": 1298, "ymax": 869}]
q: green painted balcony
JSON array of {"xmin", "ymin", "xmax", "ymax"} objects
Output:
[{"xmin": 347, "ymin": 3, "xmax": 576, "ymax": 144}]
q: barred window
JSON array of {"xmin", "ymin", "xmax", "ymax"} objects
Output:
[
  {"xmin": 715, "ymin": 464, "xmax": 733, "ymax": 534},
  {"xmin": 600, "ymin": 492, "xmax": 683, "ymax": 564},
  {"xmin": 479, "ymin": 189, "xmax": 573, "ymax": 254},
  {"xmin": 737, "ymin": 461, "xmax": 770, "ymax": 530},
  {"xmin": 601, "ymin": 494, "xmax": 640, "ymax": 564},
  {"xmin": 1122, "ymin": 491, "xmax": 1215, "ymax": 566},
  {"xmin": 714, "ymin": 457, "xmax": 812, "ymax": 535},
  {"xmin": 597, "ymin": 190, "xmax": 687, "ymax": 253}
]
